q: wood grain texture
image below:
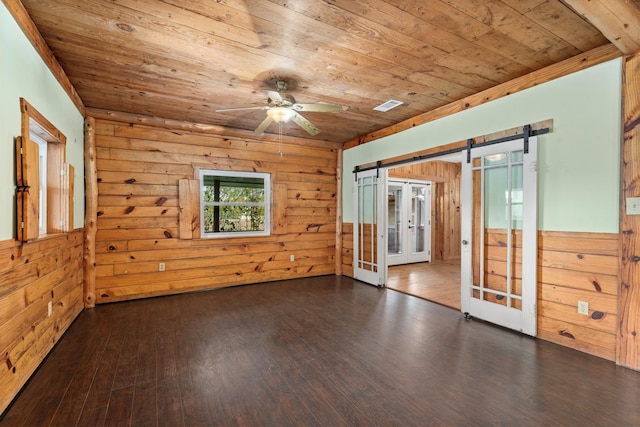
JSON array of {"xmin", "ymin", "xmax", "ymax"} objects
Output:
[
  {"xmin": 343, "ymin": 226, "xmax": 619, "ymax": 360},
  {"xmin": 15, "ymin": 137, "xmax": 39, "ymax": 242},
  {"xmin": 17, "ymin": 0, "xmax": 616, "ymax": 143},
  {"xmin": 619, "ymin": 51, "xmax": 640, "ymax": 369},
  {"xmin": 2, "ymin": 1, "xmax": 84, "ymax": 115},
  {"xmin": 344, "ymin": 45, "xmax": 618, "ymax": 148},
  {"xmin": 389, "ymin": 160, "xmax": 462, "ymax": 261},
  {"xmin": 335, "ymin": 149, "xmax": 343, "ymax": 275},
  {"xmin": 83, "ymin": 118, "xmax": 97, "ymax": 307},
  {"xmin": 20, "ymin": 98, "xmax": 66, "ymax": 145},
  {"xmin": 177, "ymin": 179, "xmax": 199, "ymax": 239},
  {"xmin": 537, "ymin": 232, "xmax": 619, "ymax": 361},
  {"xmin": 3, "ymin": 276, "xmax": 640, "ymax": 426},
  {"xmin": 354, "ymin": 120, "xmax": 553, "ymax": 170},
  {"xmin": 92, "ymin": 116, "xmax": 339, "ymax": 303},
  {"xmin": 271, "ymin": 183, "xmax": 288, "ymax": 236},
  {"xmin": 563, "ymin": 0, "xmax": 640, "ymax": 54},
  {"xmin": 388, "ymin": 260, "xmax": 461, "ymax": 310},
  {"xmin": 0, "ymin": 230, "xmax": 84, "ymax": 415}
]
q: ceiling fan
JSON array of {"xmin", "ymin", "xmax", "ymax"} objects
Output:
[{"xmin": 215, "ymin": 80, "xmax": 344, "ymax": 136}]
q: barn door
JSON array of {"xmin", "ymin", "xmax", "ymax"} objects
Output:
[
  {"xmin": 353, "ymin": 168, "xmax": 387, "ymax": 286},
  {"xmin": 461, "ymin": 137, "xmax": 538, "ymax": 336}
]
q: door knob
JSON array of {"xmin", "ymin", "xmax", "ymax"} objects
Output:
[{"xmin": 462, "ymin": 240, "xmax": 469, "ymax": 245}]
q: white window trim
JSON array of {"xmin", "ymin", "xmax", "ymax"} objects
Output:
[{"xmin": 198, "ymin": 169, "xmax": 271, "ymax": 238}]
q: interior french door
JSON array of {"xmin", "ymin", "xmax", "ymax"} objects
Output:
[
  {"xmin": 461, "ymin": 137, "xmax": 538, "ymax": 336},
  {"xmin": 387, "ymin": 180, "xmax": 432, "ymax": 266},
  {"xmin": 353, "ymin": 168, "xmax": 386, "ymax": 287}
]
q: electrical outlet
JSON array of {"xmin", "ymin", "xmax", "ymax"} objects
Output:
[
  {"xmin": 290, "ymin": 254, "xmax": 295, "ymax": 262},
  {"xmin": 159, "ymin": 262, "xmax": 166, "ymax": 272},
  {"xmin": 577, "ymin": 300, "xmax": 589, "ymax": 315},
  {"xmin": 47, "ymin": 301, "xmax": 52, "ymax": 317},
  {"xmin": 627, "ymin": 197, "xmax": 640, "ymax": 215}
]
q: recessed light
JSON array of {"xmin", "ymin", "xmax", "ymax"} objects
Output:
[{"xmin": 373, "ymin": 100, "xmax": 403, "ymax": 112}]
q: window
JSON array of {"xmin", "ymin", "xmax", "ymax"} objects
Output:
[
  {"xmin": 199, "ymin": 169, "xmax": 270, "ymax": 238},
  {"xmin": 16, "ymin": 98, "xmax": 73, "ymax": 241}
]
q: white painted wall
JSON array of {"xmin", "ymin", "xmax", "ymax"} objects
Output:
[
  {"xmin": 343, "ymin": 59, "xmax": 622, "ymax": 233},
  {"xmin": 1, "ymin": 3, "xmax": 85, "ymax": 240}
]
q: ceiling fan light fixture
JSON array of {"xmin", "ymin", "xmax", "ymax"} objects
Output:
[
  {"xmin": 217, "ymin": 79, "xmax": 343, "ymax": 135},
  {"xmin": 267, "ymin": 106, "xmax": 295, "ymax": 123}
]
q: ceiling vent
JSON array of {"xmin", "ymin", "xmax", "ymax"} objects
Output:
[{"xmin": 373, "ymin": 99, "xmax": 403, "ymax": 112}]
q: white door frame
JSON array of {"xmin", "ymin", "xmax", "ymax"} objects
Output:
[
  {"xmin": 461, "ymin": 137, "xmax": 538, "ymax": 336},
  {"xmin": 387, "ymin": 180, "xmax": 432, "ymax": 266},
  {"xmin": 353, "ymin": 168, "xmax": 387, "ymax": 287}
]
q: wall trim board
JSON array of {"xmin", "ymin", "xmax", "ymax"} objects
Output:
[
  {"xmin": 353, "ymin": 120, "xmax": 552, "ymax": 172},
  {"xmin": 619, "ymin": 51, "xmax": 640, "ymax": 370},
  {"xmin": 1, "ymin": 0, "xmax": 85, "ymax": 116}
]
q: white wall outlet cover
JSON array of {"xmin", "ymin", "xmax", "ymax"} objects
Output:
[
  {"xmin": 577, "ymin": 300, "xmax": 589, "ymax": 315},
  {"xmin": 626, "ymin": 197, "xmax": 640, "ymax": 215}
]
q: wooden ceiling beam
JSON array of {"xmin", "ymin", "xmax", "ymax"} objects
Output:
[{"xmin": 562, "ymin": 0, "xmax": 640, "ymax": 54}]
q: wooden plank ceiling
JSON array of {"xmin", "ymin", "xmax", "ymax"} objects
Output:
[{"xmin": 18, "ymin": 0, "xmax": 627, "ymax": 143}]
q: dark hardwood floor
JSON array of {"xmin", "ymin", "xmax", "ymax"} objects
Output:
[{"xmin": 2, "ymin": 275, "xmax": 640, "ymax": 426}]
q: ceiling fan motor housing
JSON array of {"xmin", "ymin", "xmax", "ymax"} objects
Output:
[{"xmin": 270, "ymin": 93, "xmax": 295, "ymax": 107}]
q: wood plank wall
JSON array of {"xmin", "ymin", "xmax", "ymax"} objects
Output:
[
  {"xmin": 538, "ymin": 231, "xmax": 619, "ymax": 361},
  {"xmin": 388, "ymin": 160, "xmax": 461, "ymax": 261},
  {"xmin": 479, "ymin": 229, "xmax": 524, "ymax": 309},
  {"xmin": 620, "ymin": 51, "xmax": 640, "ymax": 369},
  {"xmin": 341, "ymin": 227, "xmax": 618, "ymax": 360},
  {"xmin": 92, "ymin": 119, "xmax": 340, "ymax": 303},
  {"xmin": 0, "ymin": 230, "xmax": 84, "ymax": 414}
]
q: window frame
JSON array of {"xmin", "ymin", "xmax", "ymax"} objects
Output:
[
  {"xmin": 17, "ymin": 98, "xmax": 70, "ymax": 241},
  {"xmin": 31, "ymin": 133, "xmax": 48, "ymax": 236},
  {"xmin": 198, "ymin": 169, "xmax": 271, "ymax": 239}
]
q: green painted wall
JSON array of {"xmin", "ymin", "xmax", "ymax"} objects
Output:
[
  {"xmin": 1, "ymin": 3, "xmax": 85, "ymax": 240},
  {"xmin": 343, "ymin": 59, "xmax": 622, "ymax": 233}
]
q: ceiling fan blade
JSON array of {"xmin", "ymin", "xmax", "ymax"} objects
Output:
[
  {"xmin": 292, "ymin": 103, "xmax": 344, "ymax": 113},
  {"xmin": 254, "ymin": 116, "xmax": 273, "ymax": 134},
  {"xmin": 264, "ymin": 90, "xmax": 282, "ymax": 102},
  {"xmin": 291, "ymin": 112, "xmax": 320, "ymax": 136},
  {"xmin": 216, "ymin": 106, "xmax": 269, "ymax": 112}
]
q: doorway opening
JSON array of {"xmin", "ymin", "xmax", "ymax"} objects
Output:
[
  {"xmin": 385, "ymin": 155, "xmax": 462, "ymax": 310},
  {"xmin": 352, "ymin": 123, "xmax": 545, "ymax": 335}
]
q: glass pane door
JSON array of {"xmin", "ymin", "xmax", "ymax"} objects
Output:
[
  {"xmin": 461, "ymin": 137, "xmax": 537, "ymax": 336},
  {"xmin": 353, "ymin": 169, "xmax": 386, "ymax": 286},
  {"xmin": 387, "ymin": 183, "xmax": 403, "ymax": 259},
  {"xmin": 407, "ymin": 184, "xmax": 431, "ymax": 264},
  {"xmin": 387, "ymin": 180, "xmax": 431, "ymax": 266}
]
